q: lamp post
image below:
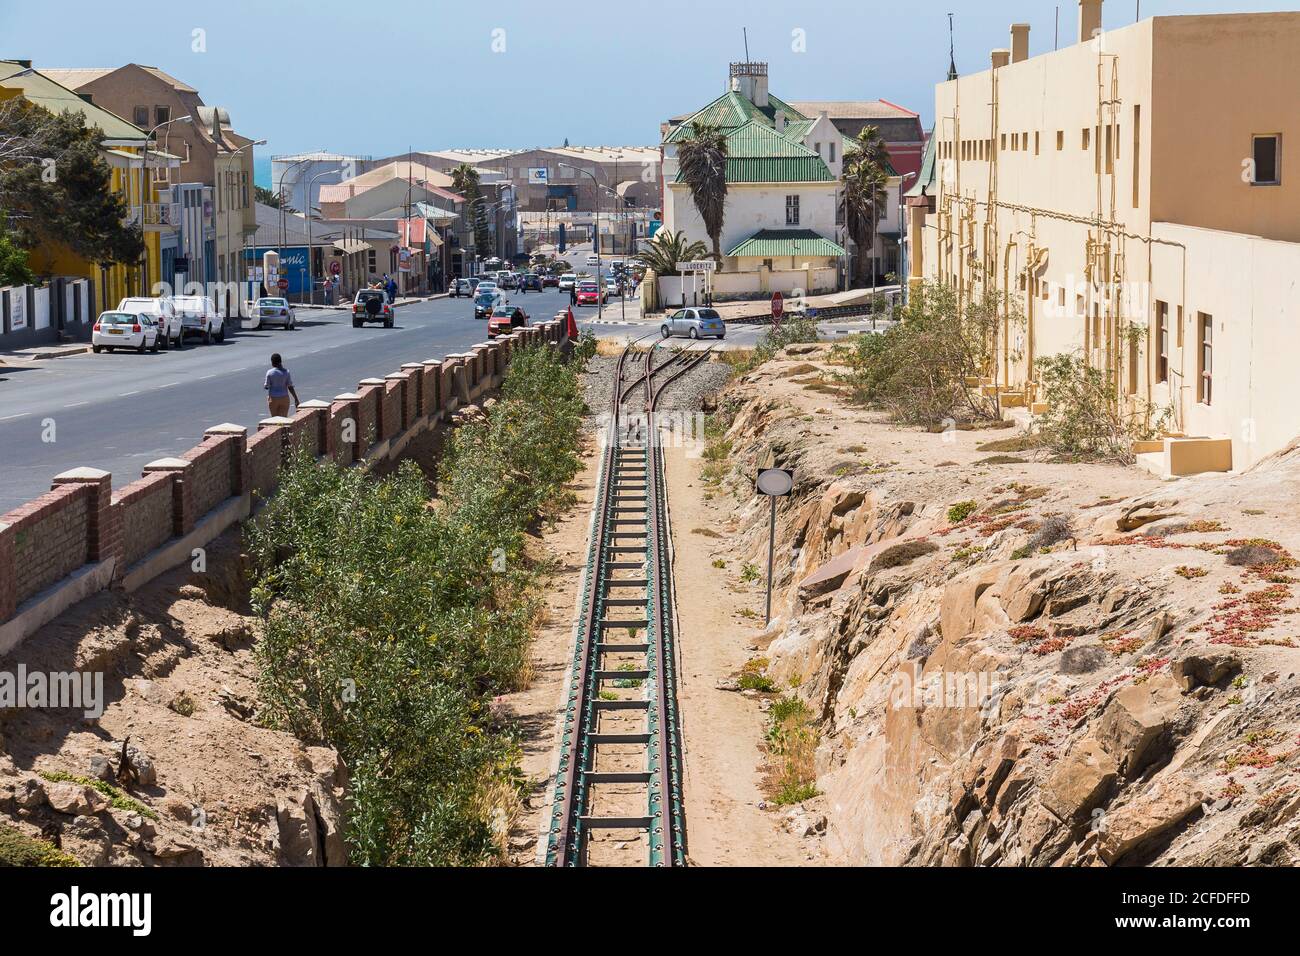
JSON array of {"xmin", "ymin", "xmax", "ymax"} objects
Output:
[
  {"xmin": 139, "ymin": 115, "xmax": 192, "ymax": 295},
  {"xmin": 275, "ymin": 156, "xmax": 315, "ymax": 268},
  {"xmin": 304, "ymin": 167, "xmax": 338, "ymax": 306},
  {"xmin": 558, "ymin": 162, "xmax": 603, "ymax": 320},
  {"xmin": 224, "ymin": 139, "xmax": 265, "ymax": 321}
]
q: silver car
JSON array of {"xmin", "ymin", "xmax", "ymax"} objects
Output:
[
  {"xmin": 255, "ymin": 297, "xmax": 296, "ymax": 329},
  {"xmin": 661, "ymin": 307, "xmax": 725, "ymax": 340}
]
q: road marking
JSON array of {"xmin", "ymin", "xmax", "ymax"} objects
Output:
[
  {"xmin": 0, "ymin": 413, "xmax": 25, "ymax": 421},
  {"xmin": 64, "ymin": 401, "xmax": 88, "ymax": 409},
  {"xmin": 119, "ymin": 390, "xmax": 141, "ymax": 397},
  {"xmin": 157, "ymin": 382, "xmax": 180, "ymax": 389},
  {"xmin": 198, "ymin": 374, "xmax": 217, "ymax": 380}
]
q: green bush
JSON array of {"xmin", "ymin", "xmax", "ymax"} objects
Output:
[
  {"xmin": 947, "ymin": 500, "xmax": 979, "ymax": 524},
  {"xmin": 0, "ymin": 825, "xmax": 80, "ymax": 867},
  {"xmin": 248, "ymin": 344, "xmax": 585, "ymax": 866},
  {"xmin": 1033, "ymin": 353, "xmax": 1168, "ymax": 463},
  {"xmin": 735, "ymin": 316, "xmax": 821, "ymax": 373}
]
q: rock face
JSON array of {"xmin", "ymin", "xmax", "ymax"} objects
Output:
[{"xmin": 702, "ymin": 351, "xmax": 1300, "ymax": 868}]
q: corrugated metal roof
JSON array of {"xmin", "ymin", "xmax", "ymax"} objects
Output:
[
  {"xmin": 0, "ymin": 62, "xmax": 146, "ymax": 144},
  {"xmin": 904, "ymin": 132, "xmax": 936, "ymax": 198},
  {"xmin": 727, "ymin": 229, "xmax": 845, "ymax": 258},
  {"xmin": 672, "ymin": 119, "xmax": 834, "ymax": 184},
  {"xmin": 787, "ymin": 100, "xmax": 918, "ymax": 120}
]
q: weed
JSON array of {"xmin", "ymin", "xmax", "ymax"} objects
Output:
[
  {"xmin": 947, "ymin": 500, "xmax": 979, "ymax": 524},
  {"xmin": 39, "ymin": 771, "xmax": 158, "ymax": 820}
]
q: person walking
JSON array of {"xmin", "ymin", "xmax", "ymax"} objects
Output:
[
  {"xmin": 569, "ymin": 283, "xmax": 578, "ymax": 307},
  {"xmin": 264, "ymin": 352, "xmax": 299, "ymax": 418}
]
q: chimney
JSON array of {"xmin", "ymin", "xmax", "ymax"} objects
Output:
[
  {"xmin": 1078, "ymin": 0, "xmax": 1103, "ymax": 44},
  {"xmin": 729, "ymin": 61, "xmax": 769, "ymax": 108},
  {"xmin": 991, "ymin": 49, "xmax": 1011, "ymax": 70},
  {"xmin": 1010, "ymin": 23, "xmax": 1030, "ymax": 63},
  {"xmin": 775, "ymin": 110, "xmax": 786, "ymax": 132}
]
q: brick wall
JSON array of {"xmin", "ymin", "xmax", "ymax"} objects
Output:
[
  {"xmin": 0, "ymin": 318, "xmax": 566, "ymax": 629},
  {"xmin": 4, "ymin": 485, "xmax": 90, "ymax": 606},
  {"xmin": 114, "ymin": 473, "xmax": 174, "ymax": 568}
]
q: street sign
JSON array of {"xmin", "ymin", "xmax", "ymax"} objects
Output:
[
  {"xmin": 679, "ymin": 260, "xmax": 717, "ymax": 272},
  {"xmin": 277, "ymin": 278, "xmax": 289, "ymax": 291},
  {"xmin": 771, "ymin": 291, "xmax": 784, "ymax": 320},
  {"xmin": 329, "ymin": 261, "xmax": 341, "ymax": 276}
]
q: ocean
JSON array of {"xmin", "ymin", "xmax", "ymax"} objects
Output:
[{"xmin": 254, "ymin": 155, "xmax": 272, "ymax": 190}]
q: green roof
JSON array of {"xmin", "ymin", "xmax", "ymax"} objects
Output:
[
  {"xmin": 904, "ymin": 131, "xmax": 936, "ymax": 198},
  {"xmin": 674, "ymin": 120, "xmax": 833, "ymax": 185},
  {"xmin": 664, "ymin": 91, "xmax": 810, "ymax": 144},
  {"xmin": 0, "ymin": 61, "xmax": 147, "ymax": 145},
  {"xmin": 728, "ymin": 229, "xmax": 846, "ymax": 258}
]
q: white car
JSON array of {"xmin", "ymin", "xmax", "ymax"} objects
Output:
[
  {"xmin": 255, "ymin": 297, "xmax": 296, "ymax": 329},
  {"xmin": 117, "ymin": 296, "xmax": 182, "ymax": 349},
  {"xmin": 558, "ymin": 273, "xmax": 578, "ymax": 291},
  {"xmin": 92, "ymin": 311, "xmax": 161, "ymax": 353},
  {"xmin": 476, "ymin": 280, "xmax": 499, "ymax": 296},
  {"xmin": 585, "ymin": 253, "xmax": 600, "ymax": 267},
  {"xmin": 172, "ymin": 294, "xmax": 225, "ymax": 344}
]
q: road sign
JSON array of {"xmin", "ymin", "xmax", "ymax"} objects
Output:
[
  {"xmin": 277, "ymin": 278, "xmax": 289, "ymax": 291},
  {"xmin": 329, "ymin": 261, "xmax": 341, "ymax": 276},
  {"xmin": 679, "ymin": 260, "xmax": 717, "ymax": 272},
  {"xmin": 771, "ymin": 291, "xmax": 784, "ymax": 320},
  {"xmin": 756, "ymin": 467, "xmax": 795, "ymax": 624}
]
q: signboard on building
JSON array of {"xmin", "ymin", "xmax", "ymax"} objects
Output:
[
  {"xmin": 8, "ymin": 289, "xmax": 27, "ymax": 331},
  {"xmin": 398, "ymin": 248, "xmax": 412, "ymax": 273},
  {"xmin": 528, "ymin": 167, "xmax": 549, "ymax": 184}
]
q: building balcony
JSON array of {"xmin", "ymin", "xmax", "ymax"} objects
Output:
[{"xmin": 125, "ymin": 203, "xmax": 181, "ymax": 232}]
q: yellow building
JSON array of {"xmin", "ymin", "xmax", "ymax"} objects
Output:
[
  {"xmin": 909, "ymin": 3, "xmax": 1300, "ymax": 473},
  {"xmin": 0, "ymin": 60, "xmax": 179, "ymax": 313}
]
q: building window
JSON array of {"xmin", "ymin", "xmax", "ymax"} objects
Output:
[
  {"xmin": 367, "ymin": 250, "xmax": 377, "ymax": 275},
  {"xmin": 1156, "ymin": 300, "xmax": 1169, "ymax": 383},
  {"xmin": 155, "ymin": 106, "xmax": 171, "ymax": 126},
  {"xmin": 241, "ymin": 170, "xmax": 249, "ymax": 208},
  {"xmin": 1132, "ymin": 105, "xmax": 1142, "ymax": 208},
  {"xmin": 1082, "ymin": 128, "xmax": 1090, "ymax": 150},
  {"xmin": 133, "ymin": 106, "xmax": 148, "ymax": 127},
  {"xmin": 1057, "ymin": 130, "xmax": 1064, "ymax": 151},
  {"xmin": 1034, "ymin": 131, "xmax": 1040, "ymax": 155},
  {"xmin": 1000, "ymin": 133, "xmax": 1006, "ymax": 151},
  {"xmin": 1253, "ymin": 135, "xmax": 1280, "ymax": 185},
  {"xmin": 829, "ymin": 141, "xmax": 836, "ymax": 163},
  {"xmin": 1198, "ymin": 312, "xmax": 1213, "ymax": 405},
  {"xmin": 785, "ymin": 194, "xmax": 800, "ymax": 226},
  {"xmin": 1176, "ymin": 305, "xmax": 1184, "ymax": 348}
]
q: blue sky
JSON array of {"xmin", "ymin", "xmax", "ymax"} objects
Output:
[{"xmin": 2, "ymin": 0, "xmax": 1291, "ymax": 157}]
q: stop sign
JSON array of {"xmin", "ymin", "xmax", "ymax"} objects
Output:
[
  {"xmin": 771, "ymin": 291, "xmax": 784, "ymax": 320},
  {"xmin": 277, "ymin": 278, "xmax": 289, "ymax": 291}
]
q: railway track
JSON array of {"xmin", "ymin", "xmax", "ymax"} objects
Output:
[{"xmin": 545, "ymin": 338, "xmax": 712, "ymax": 866}]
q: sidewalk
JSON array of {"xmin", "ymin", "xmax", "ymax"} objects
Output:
[{"xmin": 0, "ymin": 342, "xmax": 90, "ymax": 364}]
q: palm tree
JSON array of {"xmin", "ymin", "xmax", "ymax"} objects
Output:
[
  {"xmin": 635, "ymin": 229, "xmax": 707, "ymax": 277},
  {"xmin": 450, "ymin": 163, "xmax": 492, "ymax": 259},
  {"xmin": 675, "ymin": 122, "xmax": 729, "ymax": 264},
  {"xmin": 840, "ymin": 126, "xmax": 891, "ymax": 289}
]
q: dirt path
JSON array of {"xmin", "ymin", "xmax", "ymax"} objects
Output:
[
  {"xmin": 504, "ymin": 436, "xmax": 601, "ymax": 865},
  {"xmin": 663, "ymin": 442, "xmax": 821, "ymax": 866}
]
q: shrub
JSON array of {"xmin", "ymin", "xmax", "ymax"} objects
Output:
[
  {"xmin": 831, "ymin": 280, "xmax": 1014, "ymax": 428},
  {"xmin": 734, "ymin": 316, "xmax": 821, "ymax": 373},
  {"xmin": 1033, "ymin": 353, "xmax": 1168, "ymax": 462},
  {"xmin": 0, "ymin": 825, "xmax": 80, "ymax": 867},
  {"xmin": 947, "ymin": 500, "xmax": 979, "ymax": 524},
  {"xmin": 764, "ymin": 695, "xmax": 819, "ymax": 805},
  {"xmin": 248, "ymin": 344, "xmax": 584, "ymax": 866}
]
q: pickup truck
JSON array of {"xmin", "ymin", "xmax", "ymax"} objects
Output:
[{"xmin": 172, "ymin": 294, "xmax": 225, "ymax": 344}]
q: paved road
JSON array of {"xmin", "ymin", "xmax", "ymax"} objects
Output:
[{"xmin": 0, "ymin": 290, "xmax": 574, "ymax": 511}]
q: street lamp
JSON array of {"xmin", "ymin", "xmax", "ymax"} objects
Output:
[
  {"xmin": 225, "ymin": 139, "xmax": 265, "ymax": 320},
  {"xmin": 275, "ymin": 156, "xmax": 315, "ymax": 275},
  {"xmin": 139, "ymin": 115, "xmax": 192, "ymax": 294},
  {"xmin": 558, "ymin": 162, "xmax": 603, "ymax": 320},
  {"xmin": 304, "ymin": 167, "xmax": 338, "ymax": 305}
]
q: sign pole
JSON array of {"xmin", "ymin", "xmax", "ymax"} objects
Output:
[
  {"xmin": 755, "ymin": 467, "xmax": 794, "ymax": 626},
  {"xmin": 765, "ymin": 495, "xmax": 776, "ymax": 625}
]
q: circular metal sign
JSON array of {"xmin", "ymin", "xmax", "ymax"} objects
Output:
[
  {"xmin": 756, "ymin": 467, "xmax": 794, "ymax": 497},
  {"xmin": 771, "ymin": 291, "xmax": 784, "ymax": 319}
]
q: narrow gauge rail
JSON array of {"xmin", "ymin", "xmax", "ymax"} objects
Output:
[{"xmin": 546, "ymin": 338, "xmax": 711, "ymax": 866}]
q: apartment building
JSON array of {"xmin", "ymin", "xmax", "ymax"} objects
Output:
[{"xmin": 910, "ymin": 0, "xmax": 1300, "ymax": 473}]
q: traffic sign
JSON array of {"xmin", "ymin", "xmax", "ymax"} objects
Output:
[
  {"xmin": 277, "ymin": 278, "xmax": 289, "ymax": 291},
  {"xmin": 771, "ymin": 291, "xmax": 784, "ymax": 320},
  {"xmin": 329, "ymin": 261, "xmax": 341, "ymax": 276}
]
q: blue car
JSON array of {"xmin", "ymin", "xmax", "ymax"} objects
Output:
[{"xmin": 661, "ymin": 307, "xmax": 725, "ymax": 340}]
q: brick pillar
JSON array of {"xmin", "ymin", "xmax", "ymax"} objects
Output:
[
  {"xmin": 297, "ymin": 401, "xmax": 332, "ymax": 457},
  {"xmin": 51, "ymin": 467, "xmax": 120, "ymax": 567},
  {"xmin": 205, "ymin": 423, "xmax": 249, "ymax": 496},
  {"xmin": 385, "ymin": 371, "xmax": 413, "ymax": 430},
  {"xmin": 334, "ymin": 392, "xmax": 363, "ymax": 459},
  {"xmin": 359, "ymin": 378, "xmax": 387, "ymax": 440},
  {"xmin": 143, "ymin": 457, "xmax": 195, "ymax": 537},
  {"xmin": 401, "ymin": 363, "xmax": 426, "ymax": 420},
  {"xmin": 420, "ymin": 360, "xmax": 442, "ymax": 417}
]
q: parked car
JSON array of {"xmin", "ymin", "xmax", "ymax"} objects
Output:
[
  {"xmin": 117, "ymin": 296, "xmax": 181, "ymax": 349},
  {"xmin": 558, "ymin": 273, "xmax": 578, "ymax": 291},
  {"xmin": 660, "ymin": 307, "xmax": 725, "ymax": 340},
  {"xmin": 255, "ymin": 297, "xmax": 297, "ymax": 329},
  {"xmin": 92, "ymin": 311, "xmax": 160, "ymax": 353},
  {"xmin": 450, "ymin": 277, "xmax": 474, "ymax": 297},
  {"xmin": 575, "ymin": 280, "xmax": 606, "ymax": 306},
  {"xmin": 468, "ymin": 277, "xmax": 482, "ymax": 293},
  {"xmin": 585, "ymin": 253, "xmax": 600, "ymax": 267},
  {"xmin": 497, "ymin": 271, "xmax": 517, "ymax": 290},
  {"xmin": 352, "ymin": 289, "xmax": 394, "ymax": 328},
  {"xmin": 487, "ymin": 305, "xmax": 529, "ymax": 338},
  {"xmin": 172, "ymin": 294, "xmax": 225, "ymax": 344},
  {"xmin": 542, "ymin": 273, "xmax": 560, "ymax": 288},
  {"xmin": 521, "ymin": 273, "xmax": 543, "ymax": 292},
  {"xmin": 474, "ymin": 289, "xmax": 503, "ymax": 319}
]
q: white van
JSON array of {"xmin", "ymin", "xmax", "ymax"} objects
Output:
[{"xmin": 116, "ymin": 296, "xmax": 183, "ymax": 349}]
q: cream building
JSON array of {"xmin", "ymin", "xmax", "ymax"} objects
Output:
[{"xmin": 910, "ymin": 1, "xmax": 1300, "ymax": 474}]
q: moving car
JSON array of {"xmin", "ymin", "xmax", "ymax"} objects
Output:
[
  {"xmin": 172, "ymin": 294, "xmax": 225, "ymax": 344},
  {"xmin": 661, "ymin": 307, "xmax": 726, "ymax": 340},
  {"xmin": 558, "ymin": 273, "xmax": 578, "ymax": 291},
  {"xmin": 497, "ymin": 271, "xmax": 517, "ymax": 290},
  {"xmin": 352, "ymin": 289, "xmax": 394, "ymax": 328},
  {"xmin": 542, "ymin": 273, "xmax": 559, "ymax": 288},
  {"xmin": 575, "ymin": 280, "xmax": 606, "ymax": 306},
  {"xmin": 92, "ymin": 311, "xmax": 160, "ymax": 353},
  {"xmin": 585, "ymin": 253, "xmax": 600, "ymax": 267},
  {"xmin": 468, "ymin": 277, "xmax": 482, "ymax": 293},
  {"xmin": 255, "ymin": 297, "xmax": 297, "ymax": 329},
  {"xmin": 521, "ymin": 273, "xmax": 543, "ymax": 292},
  {"xmin": 476, "ymin": 279, "xmax": 499, "ymax": 296},
  {"xmin": 117, "ymin": 296, "xmax": 181, "ymax": 349},
  {"xmin": 487, "ymin": 305, "xmax": 529, "ymax": 338},
  {"xmin": 450, "ymin": 278, "xmax": 474, "ymax": 297},
  {"xmin": 474, "ymin": 288, "xmax": 503, "ymax": 319}
]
